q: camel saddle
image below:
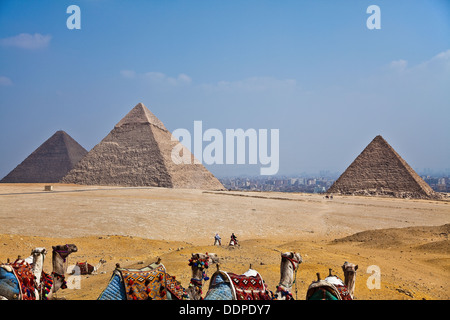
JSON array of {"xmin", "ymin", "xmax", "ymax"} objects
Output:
[
  {"xmin": 98, "ymin": 263, "xmax": 186, "ymax": 300},
  {"xmin": 207, "ymin": 269, "xmax": 271, "ymax": 300},
  {"xmin": 306, "ymin": 275, "xmax": 352, "ymax": 300}
]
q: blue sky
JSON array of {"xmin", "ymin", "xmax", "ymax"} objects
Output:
[{"xmin": 0, "ymin": 0, "xmax": 449, "ymax": 178}]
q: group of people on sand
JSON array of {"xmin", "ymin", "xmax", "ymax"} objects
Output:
[{"xmin": 214, "ymin": 232, "xmax": 239, "ymax": 246}]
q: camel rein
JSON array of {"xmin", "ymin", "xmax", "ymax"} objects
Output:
[{"xmin": 279, "ymin": 255, "xmax": 300, "ymax": 300}]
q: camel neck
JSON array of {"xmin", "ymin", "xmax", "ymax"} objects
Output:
[{"xmin": 52, "ymin": 251, "xmax": 66, "ymax": 275}]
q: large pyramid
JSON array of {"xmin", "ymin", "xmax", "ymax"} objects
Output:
[
  {"xmin": 1, "ymin": 130, "xmax": 88, "ymax": 183},
  {"xmin": 327, "ymin": 135, "xmax": 440, "ymax": 199},
  {"xmin": 61, "ymin": 103, "xmax": 225, "ymax": 190}
]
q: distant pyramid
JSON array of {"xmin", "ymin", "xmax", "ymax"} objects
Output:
[
  {"xmin": 61, "ymin": 103, "xmax": 225, "ymax": 190},
  {"xmin": 327, "ymin": 135, "xmax": 440, "ymax": 199},
  {"xmin": 1, "ymin": 130, "xmax": 88, "ymax": 183}
]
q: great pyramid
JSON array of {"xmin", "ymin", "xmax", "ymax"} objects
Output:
[
  {"xmin": 1, "ymin": 130, "xmax": 88, "ymax": 183},
  {"xmin": 61, "ymin": 103, "xmax": 225, "ymax": 190},
  {"xmin": 327, "ymin": 135, "xmax": 440, "ymax": 199}
]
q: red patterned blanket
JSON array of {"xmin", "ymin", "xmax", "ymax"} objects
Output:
[
  {"xmin": 11, "ymin": 260, "xmax": 36, "ymax": 300},
  {"xmin": 227, "ymin": 270, "xmax": 271, "ymax": 300}
]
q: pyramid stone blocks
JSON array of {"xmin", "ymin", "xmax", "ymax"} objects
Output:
[
  {"xmin": 327, "ymin": 135, "xmax": 440, "ymax": 199},
  {"xmin": 1, "ymin": 130, "xmax": 87, "ymax": 183},
  {"xmin": 61, "ymin": 103, "xmax": 225, "ymax": 190}
]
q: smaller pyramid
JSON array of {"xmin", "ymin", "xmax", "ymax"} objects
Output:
[
  {"xmin": 327, "ymin": 135, "xmax": 440, "ymax": 199},
  {"xmin": 1, "ymin": 130, "xmax": 88, "ymax": 183}
]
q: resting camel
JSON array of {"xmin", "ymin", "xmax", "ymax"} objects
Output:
[
  {"xmin": 0, "ymin": 244, "xmax": 78, "ymax": 300},
  {"xmin": 273, "ymin": 252, "xmax": 303, "ymax": 300},
  {"xmin": 186, "ymin": 253, "xmax": 219, "ymax": 300},
  {"xmin": 75, "ymin": 258, "xmax": 107, "ymax": 275}
]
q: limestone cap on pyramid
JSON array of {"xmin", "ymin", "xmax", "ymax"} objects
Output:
[{"xmin": 115, "ymin": 102, "xmax": 167, "ymax": 131}]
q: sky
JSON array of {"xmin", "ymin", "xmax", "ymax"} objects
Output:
[{"xmin": 0, "ymin": 0, "xmax": 449, "ymax": 178}]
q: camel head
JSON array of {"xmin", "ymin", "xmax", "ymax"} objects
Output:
[
  {"xmin": 281, "ymin": 252, "xmax": 302, "ymax": 272},
  {"xmin": 52, "ymin": 244, "xmax": 78, "ymax": 261},
  {"xmin": 189, "ymin": 253, "xmax": 219, "ymax": 268},
  {"xmin": 31, "ymin": 247, "xmax": 47, "ymax": 257},
  {"xmin": 276, "ymin": 252, "xmax": 302, "ymax": 299},
  {"xmin": 342, "ymin": 261, "xmax": 358, "ymax": 298},
  {"xmin": 52, "ymin": 244, "xmax": 78, "ymax": 253},
  {"xmin": 188, "ymin": 253, "xmax": 219, "ymax": 300},
  {"xmin": 188, "ymin": 253, "xmax": 219, "ymax": 280},
  {"xmin": 342, "ymin": 261, "xmax": 358, "ymax": 276},
  {"xmin": 207, "ymin": 253, "xmax": 219, "ymax": 264}
]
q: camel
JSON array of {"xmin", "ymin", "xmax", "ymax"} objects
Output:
[
  {"xmin": 342, "ymin": 261, "xmax": 358, "ymax": 299},
  {"xmin": 0, "ymin": 244, "xmax": 78, "ymax": 300},
  {"xmin": 98, "ymin": 253, "xmax": 218, "ymax": 300},
  {"xmin": 186, "ymin": 253, "xmax": 219, "ymax": 300},
  {"xmin": 93, "ymin": 259, "xmax": 107, "ymax": 274},
  {"xmin": 203, "ymin": 252, "xmax": 302, "ymax": 300},
  {"xmin": 48, "ymin": 244, "xmax": 78, "ymax": 299},
  {"xmin": 75, "ymin": 258, "xmax": 107, "ymax": 275},
  {"xmin": 273, "ymin": 251, "xmax": 303, "ymax": 300},
  {"xmin": 24, "ymin": 247, "xmax": 47, "ymax": 289},
  {"xmin": 306, "ymin": 262, "xmax": 357, "ymax": 300}
]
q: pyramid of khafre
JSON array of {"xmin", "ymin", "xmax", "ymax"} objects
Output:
[
  {"xmin": 1, "ymin": 130, "xmax": 88, "ymax": 183},
  {"xmin": 327, "ymin": 135, "xmax": 441, "ymax": 199},
  {"xmin": 61, "ymin": 103, "xmax": 225, "ymax": 190}
]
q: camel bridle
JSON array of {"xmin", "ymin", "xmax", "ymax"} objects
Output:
[
  {"xmin": 278, "ymin": 253, "xmax": 301, "ymax": 300},
  {"xmin": 188, "ymin": 254, "xmax": 211, "ymax": 298},
  {"xmin": 53, "ymin": 244, "xmax": 71, "ymax": 262}
]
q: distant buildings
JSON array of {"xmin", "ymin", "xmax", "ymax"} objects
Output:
[
  {"xmin": 219, "ymin": 175, "xmax": 336, "ymax": 193},
  {"xmin": 422, "ymin": 176, "xmax": 449, "ymax": 193},
  {"xmin": 220, "ymin": 174, "xmax": 449, "ymax": 194}
]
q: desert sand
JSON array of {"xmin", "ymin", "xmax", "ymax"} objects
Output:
[{"xmin": 0, "ymin": 183, "xmax": 448, "ymax": 300}]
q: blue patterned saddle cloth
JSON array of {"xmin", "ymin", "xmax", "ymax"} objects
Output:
[
  {"xmin": 204, "ymin": 273, "xmax": 233, "ymax": 300},
  {"xmin": 0, "ymin": 266, "xmax": 21, "ymax": 300},
  {"xmin": 97, "ymin": 271, "xmax": 126, "ymax": 300}
]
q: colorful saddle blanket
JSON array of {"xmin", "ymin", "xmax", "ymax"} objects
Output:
[
  {"xmin": 166, "ymin": 273, "xmax": 187, "ymax": 300},
  {"xmin": 322, "ymin": 275, "xmax": 352, "ymax": 300},
  {"xmin": 40, "ymin": 271, "xmax": 53, "ymax": 300},
  {"xmin": 228, "ymin": 269, "xmax": 271, "ymax": 300},
  {"xmin": 122, "ymin": 265, "xmax": 167, "ymax": 300},
  {"xmin": 11, "ymin": 260, "xmax": 37, "ymax": 300},
  {"xmin": 330, "ymin": 276, "xmax": 352, "ymax": 300},
  {"xmin": 98, "ymin": 264, "xmax": 186, "ymax": 300}
]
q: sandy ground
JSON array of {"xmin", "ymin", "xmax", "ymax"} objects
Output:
[{"xmin": 0, "ymin": 183, "xmax": 448, "ymax": 300}]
